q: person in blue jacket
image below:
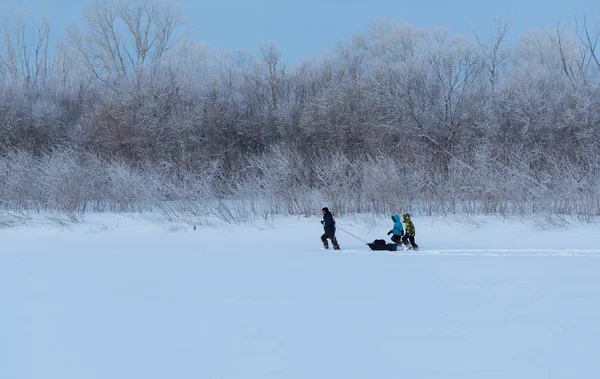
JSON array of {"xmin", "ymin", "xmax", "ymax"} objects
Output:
[{"xmin": 387, "ymin": 214, "xmax": 404, "ymax": 245}]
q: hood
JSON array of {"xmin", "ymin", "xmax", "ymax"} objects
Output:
[{"xmin": 392, "ymin": 214, "xmax": 400, "ymax": 222}]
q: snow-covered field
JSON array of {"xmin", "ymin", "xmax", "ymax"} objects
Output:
[{"xmin": 1, "ymin": 213, "xmax": 599, "ymax": 379}]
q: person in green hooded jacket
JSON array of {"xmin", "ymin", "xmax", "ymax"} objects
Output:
[{"xmin": 401, "ymin": 213, "xmax": 419, "ymax": 251}]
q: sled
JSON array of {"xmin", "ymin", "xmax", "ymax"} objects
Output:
[{"xmin": 367, "ymin": 240, "xmax": 398, "ymax": 251}]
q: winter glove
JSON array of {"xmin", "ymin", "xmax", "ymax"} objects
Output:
[
  {"xmin": 387, "ymin": 231, "xmax": 392, "ymax": 235},
  {"xmin": 321, "ymin": 220, "xmax": 324, "ymax": 225}
]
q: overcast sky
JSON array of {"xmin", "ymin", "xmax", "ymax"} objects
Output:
[{"xmin": 2, "ymin": 0, "xmax": 600, "ymax": 63}]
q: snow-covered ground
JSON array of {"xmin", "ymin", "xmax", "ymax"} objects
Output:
[{"xmin": 1, "ymin": 213, "xmax": 599, "ymax": 379}]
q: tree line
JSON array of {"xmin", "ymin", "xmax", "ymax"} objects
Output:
[{"xmin": 1, "ymin": 0, "xmax": 599, "ymax": 221}]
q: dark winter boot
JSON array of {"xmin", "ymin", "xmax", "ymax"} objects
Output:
[
  {"xmin": 322, "ymin": 239, "xmax": 329, "ymax": 249},
  {"xmin": 333, "ymin": 243, "xmax": 340, "ymax": 250}
]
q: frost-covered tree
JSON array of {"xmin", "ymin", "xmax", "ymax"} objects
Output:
[
  {"xmin": 0, "ymin": 12, "xmax": 50, "ymax": 89},
  {"xmin": 66, "ymin": 0, "xmax": 184, "ymax": 83}
]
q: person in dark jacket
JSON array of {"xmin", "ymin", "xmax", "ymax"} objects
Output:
[
  {"xmin": 401, "ymin": 213, "xmax": 419, "ymax": 251},
  {"xmin": 387, "ymin": 214, "xmax": 404, "ymax": 244},
  {"xmin": 320, "ymin": 207, "xmax": 340, "ymax": 250}
]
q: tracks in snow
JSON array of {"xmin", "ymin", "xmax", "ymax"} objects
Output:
[{"xmin": 336, "ymin": 248, "xmax": 600, "ymax": 257}]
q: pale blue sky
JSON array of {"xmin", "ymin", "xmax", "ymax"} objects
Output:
[{"xmin": 2, "ymin": 0, "xmax": 600, "ymax": 63}]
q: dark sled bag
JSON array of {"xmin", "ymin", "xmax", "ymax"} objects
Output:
[{"xmin": 367, "ymin": 239, "xmax": 398, "ymax": 251}]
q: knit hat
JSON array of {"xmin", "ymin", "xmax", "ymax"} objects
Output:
[{"xmin": 322, "ymin": 207, "xmax": 329, "ymax": 213}]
